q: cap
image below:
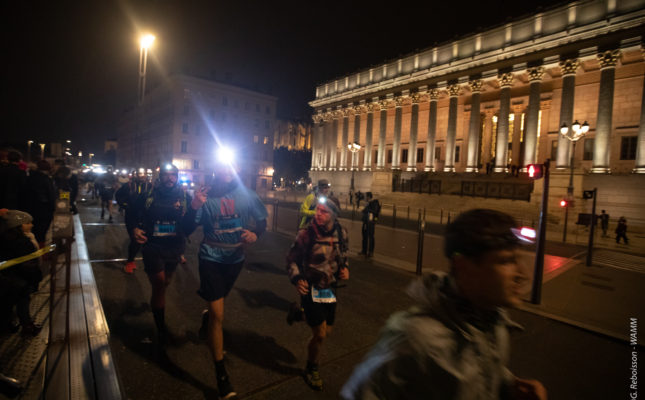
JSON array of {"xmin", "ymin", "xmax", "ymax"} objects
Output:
[
  {"xmin": 443, "ymin": 209, "xmax": 532, "ymax": 258},
  {"xmin": 2, "ymin": 210, "xmax": 33, "ymax": 230},
  {"xmin": 317, "ymin": 179, "xmax": 331, "ymax": 188}
]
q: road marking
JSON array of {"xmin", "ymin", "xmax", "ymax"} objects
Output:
[
  {"xmin": 591, "ymin": 250, "xmax": 645, "ymax": 274},
  {"xmin": 90, "ymin": 257, "xmax": 143, "ymax": 263}
]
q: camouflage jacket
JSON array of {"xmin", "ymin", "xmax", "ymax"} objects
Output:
[{"xmin": 341, "ymin": 272, "xmax": 520, "ymax": 400}]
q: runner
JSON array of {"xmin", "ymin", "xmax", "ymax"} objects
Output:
[{"xmin": 286, "ymin": 195, "xmax": 349, "ymax": 391}]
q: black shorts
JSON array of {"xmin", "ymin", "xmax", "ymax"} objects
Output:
[
  {"xmin": 301, "ymin": 292, "xmax": 337, "ymax": 327},
  {"xmin": 100, "ymin": 189, "xmax": 115, "ymax": 202},
  {"xmin": 141, "ymin": 243, "xmax": 182, "ymax": 275},
  {"xmin": 197, "ymin": 259, "xmax": 244, "ymax": 302}
]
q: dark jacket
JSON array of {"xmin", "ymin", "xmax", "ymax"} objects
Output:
[
  {"xmin": 24, "ymin": 169, "xmax": 56, "ymax": 217},
  {"xmin": 126, "ymin": 184, "xmax": 196, "ymax": 249},
  {"xmin": 0, "ymin": 163, "xmax": 27, "ymax": 209},
  {"xmin": 361, "ymin": 199, "xmax": 381, "ymax": 223}
]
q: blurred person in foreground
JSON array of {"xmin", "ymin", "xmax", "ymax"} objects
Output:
[
  {"xmin": 286, "ymin": 195, "xmax": 349, "ymax": 391},
  {"xmin": 341, "ymin": 209, "xmax": 547, "ymax": 400},
  {"xmin": 117, "ymin": 169, "xmax": 153, "ymax": 274},
  {"xmin": 188, "ymin": 148, "xmax": 268, "ymax": 400},
  {"xmin": 24, "ymin": 160, "xmax": 56, "ymax": 246},
  {"xmin": 0, "ymin": 150, "xmax": 27, "ymax": 210}
]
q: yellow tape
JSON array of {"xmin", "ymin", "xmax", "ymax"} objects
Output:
[{"xmin": 0, "ymin": 244, "xmax": 57, "ymax": 271}]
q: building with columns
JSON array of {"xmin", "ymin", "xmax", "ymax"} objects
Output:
[{"xmin": 308, "ymin": 0, "xmax": 645, "ymax": 227}]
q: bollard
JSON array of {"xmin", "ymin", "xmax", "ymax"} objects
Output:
[
  {"xmin": 423, "ymin": 207, "xmax": 426, "ymax": 222},
  {"xmin": 447, "ymin": 212, "xmax": 451, "ymax": 225},
  {"xmin": 273, "ymin": 200, "xmax": 278, "ymax": 232},
  {"xmin": 416, "ymin": 210, "xmax": 425, "ymax": 276},
  {"xmin": 407, "ymin": 205, "xmax": 410, "ymax": 220},
  {"xmin": 440, "ymin": 209, "xmax": 443, "ymax": 224},
  {"xmin": 392, "ymin": 206, "xmax": 397, "ymax": 229}
]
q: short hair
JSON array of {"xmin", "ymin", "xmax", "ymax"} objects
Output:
[
  {"xmin": 444, "ymin": 209, "xmax": 521, "ymax": 258},
  {"xmin": 7, "ymin": 150, "xmax": 22, "ymax": 163}
]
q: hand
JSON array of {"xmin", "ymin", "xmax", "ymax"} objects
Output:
[
  {"xmin": 295, "ymin": 279, "xmax": 309, "ymax": 296},
  {"xmin": 191, "ymin": 186, "xmax": 208, "ymax": 210},
  {"xmin": 510, "ymin": 378, "xmax": 547, "ymax": 400},
  {"xmin": 240, "ymin": 229, "xmax": 257, "ymax": 244},
  {"xmin": 338, "ymin": 267, "xmax": 349, "ymax": 280},
  {"xmin": 133, "ymin": 227, "xmax": 148, "ymax": 244}
]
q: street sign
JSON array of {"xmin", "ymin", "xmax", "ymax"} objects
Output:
[
  {"xmin": 583, "ymin": 190, "xmax": 595, "ymax": 199},
  {"xmin": 527, "ymin": 164, "xmax": 543, "ymax": 179}
]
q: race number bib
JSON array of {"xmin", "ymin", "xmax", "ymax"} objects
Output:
[
  {"xmin": 311, "ymin": 288, "xmax": 336, "ymax": 303},
  {"xmin": 153, "ymin": 222, "xmax": 177, "ymax": 237}
]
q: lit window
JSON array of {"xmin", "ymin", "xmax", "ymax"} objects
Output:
[
  {"xmin": 253, "ymin": 135, "xmax": 259, "ymax": 144},
  {"xmin": 263, "ymin": 136, "xmax": 270, "ymax": 145}
]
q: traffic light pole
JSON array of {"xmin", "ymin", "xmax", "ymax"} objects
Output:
[
  {"xmin": 531, "ymin": 159, "xmax": 550, "ymax": 305},
  {"xmin": 586, "ymin": 188, "xmax": 597, "ymax": 266}
]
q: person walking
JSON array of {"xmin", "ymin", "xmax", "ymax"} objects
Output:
[
  {"xmin": 188, "ymin": 154, "xmax": 268, "ymax": 399},
  {"xmin": 341, "ymin": 209, "xmax": 547, "ymax": 400},
  {"xmin": 286, "ymin": 195, "xmax": 349, "ymax": 391},
  {"xmin": 298, "ymin": 179, "xmax": 331, "ymax": 230},
  {"xmin": 598, "ymin": 210, "xmax": 610, "ymax": 237},
  {"xmin": 359, "ymin": 192, "xmax": 380, "ymax": 257},
  {"xmin": 615, "ymin": 216, "xmax": 629, "ymax": 245},
  {"xmin": 126, "ymin": 164, "xmax": 197, "ymax": 345},
  {"xmin": 96, "ymin": 167, "xmax": 117, "ymax": 222}
]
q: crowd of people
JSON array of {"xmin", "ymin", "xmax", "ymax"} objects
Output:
[{"xmin": 3, "ymin": 144, "xmax": 638, "ymax": 399}]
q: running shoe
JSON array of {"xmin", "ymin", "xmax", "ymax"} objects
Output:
[
  {"xmin": 124, "ymin": 261, "xmax": 137, "ymax": 274},
  {"xmin": 217, "ymin": 375, "xmax": 237, "ymax": 399},
  {"xmin": 304, "ymin": 367, "xmax": 323, "ymax": 391}
]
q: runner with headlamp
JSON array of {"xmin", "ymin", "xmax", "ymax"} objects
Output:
[{"xmin": 188, "ymin": 146, "xmax": 268, "ymax": 399}]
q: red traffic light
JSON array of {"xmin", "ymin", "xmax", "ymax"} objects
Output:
[
  {"xmin": 527, "ymin": 164, "xmax": 543, "ymax": 179},
  {"xmin": 560, "ymin": 199, "xmax": 568, "ymax": 207}
]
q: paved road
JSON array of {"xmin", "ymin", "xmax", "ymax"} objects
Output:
[{"xmin": 78, "ymin": 199, "xmax": 634, "ymax": 399}]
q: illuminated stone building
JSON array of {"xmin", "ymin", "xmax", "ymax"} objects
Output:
[
  {"xmin": 273, "ymin": 120, "xmax": 313, "ymax": 150},
  {"xmin": 118, "ymin": 74, "xmax": 277, "ymax": 189},
  {"xmin": 309, "ymin": 0, "xmax": 645, "ymax": 225}
]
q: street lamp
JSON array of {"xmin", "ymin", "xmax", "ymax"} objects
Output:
[
  {"xmin": 138, "ymin": 34, "xmax": 155, "ymax": 106},
  {"xmin": 39, "ymin": 143, "xmax": 46, "ymax": 160},
  {"xmin": 347, "ymin": 141, "xmax": 361, "ymax": 192},
  {"xmin": 27, "ymin": 140, "xmax": 33, "ymax": 163},
  {"xmin": 559, "ymin": 120, "xmax": 589, "ymax": 242},
  {"xmin": 89, "ymin": 153, "xmax": 94, "ymax": 165}
]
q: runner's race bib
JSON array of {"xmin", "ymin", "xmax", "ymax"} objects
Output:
[
  {"xmin": 213, "ymin": 215, "xmax": 243, "ymax": 241},
  {"xmin": 153, "ymin": 222, "xmax": 177, "ymax": 237},
  {"xmin": 311, "ymin": 287, "xmax": 336, "ymax": 303}
]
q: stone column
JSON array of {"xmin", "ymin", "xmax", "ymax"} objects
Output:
[
  {"xmin": 339, "ymin": 108, "xmax": 350, "ymax": 171},
  {"xmin": 466, "ymin": 79, "xmax": 483, "ymax": 172},
  {"xmin": 329, "ymin": 111, "xmax": 339, "ymax": 171},
  {"xmin": 523, "ymin": 67, "xmax": 544, "ymax": 169},
  {"xmin": 556, "ymin": 58, "xmax": 580, "ymax": 169},
  {"xmin": 376, "ymin": 101, "xmax": 388, "ymax": 170},
  {"xmin": 425, "ymin": 89, "xmax": 439, "ymax": 171},
  {"xmin": 592, "ymin": 50, "xmax": 620, "ymax": 173},
  {"xmin": 363, "ymin": 102, "xmax": 375, "ymax": 170},
  {"xmin": 352, "ymin": 106, "xmax": 361, "ymax": 170},
  {"xmin": 634, "ymin": 50, "xmax": 645, "ymax": 173},
  {"xmin": 407, "ymin": 93, "xmax": 421, "ymax": 171},
  {"xmin": 444, "ymin": 84, "xmax": 460, "ymax": 172},
  {"xmin": 494, "ymin": 72, "xmax": 514, "ymax": 172},
  {"xmin": 392, "ymin": 96, "xmax": 404, "ymax": 170},
  {"xmin": 312, "ymin": 113, "xmax": 323, "ymax": 170}
]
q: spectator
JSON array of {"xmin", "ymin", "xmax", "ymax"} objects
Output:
[
  {"xmin": 355, "ymin": 190, "xmax": 364, "ymax": 208},
  {"xmin": 360, "ymin": 192, "xmax": 380, "ymax": 257},
  {"xmin": 598, "ymin": 210, "xmax": 609, "ymax": 237},
  {"xmin": 0, "ymin": 150, "xmax": 27, "ymax": 209},
  {"xmin": 24, "ymin": 160, "xmax": 56, "ymax": 245},
  {"xmin": 341, "ymin": 209, "xmax": 547, "ymax": 400},
  {"xmin": 53, "ymin": 160, "xmax": 78, "ymax": 214},
  {"xmin": 0, "ymin": 210, "xmax": 43, "ymax": 336},
  {"xmin": 615, "ymin": 216, "xmax": 628, "ymax": 245}
]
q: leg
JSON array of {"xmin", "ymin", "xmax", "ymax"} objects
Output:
[
  {"xmin": 360, "ymin": 223, "xmax": 368, "ymax": 254},
  {"xmin": 207, "ymin": 298, "xmax": 225, "ymax": 362},
  {"xmin": 147, "ymin": 270, "xmax": 168, "ymax": 332},
  {"xmin": 368, "ymin": 222, "xmax": 375, "ymax": 256},
  {"xmin": 307, "ymin": 322, "xmax": 329, "ymax": 365}
]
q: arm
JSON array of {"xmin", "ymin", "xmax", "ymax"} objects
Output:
[
  {"xmin": 299, "ymin": 194, "xmax": 317, "ymax": 218},
  {"xmin": 286, "ymin": 230, "xmax": 308, "ymax": 284}
]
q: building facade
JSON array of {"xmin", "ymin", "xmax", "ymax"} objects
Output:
[
  {"xmin": 118, "ymin": 74, "xmax": 277, "ymax": 190},
  {"xmin": 273, "ymin": 119, "xmax": 313, "ymax": 151},
  {"xmin": 308, "ymin": 0, "xmax": 645, "ymax": 225}
]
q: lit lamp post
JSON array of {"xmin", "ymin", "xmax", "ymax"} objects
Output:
[
  {"xmin": 27, "ymin": 140, "xmax": 34, "ymax": 163},
  {"xmin": 559, "ymin": 120, "xmax": 589, "ymax": 242},
  {"xmin": 89, "ymin": 153, "xmax": 94, "ymax": 165},
  {"xmin": 138, "ymin": 34, "xmax": 155, "ymax": 106},
  {"xmin": 39, "ymin": 143, "xmax": 46, "ymax": 160},
  {"xmin": 347, "ymin": 141, "xmax": 361, "ymax": 192}
]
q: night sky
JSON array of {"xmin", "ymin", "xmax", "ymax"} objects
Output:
[{"xmin": 4, "ymin": 0, "xmax": 565, "ymax": 155}]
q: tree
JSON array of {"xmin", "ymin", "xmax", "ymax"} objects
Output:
[{"xmin": 272, "ymin": 147, "xmax": 311, "ymax": 188}]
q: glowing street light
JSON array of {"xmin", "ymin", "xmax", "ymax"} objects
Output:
[
  {"xmin": 559, "ymin": 120, "xmax": 589, "ymax": 242},
  {"xmin": 138, "ymin": 34, "xmax": 155, "ymax": 105},
  {"xmin": 27, "ymin": 140, "xmax": 34, "ymax": 163},
  {"xmin": 347, "ymin": 141, "xmax": 362, "ymax": 192},
  {"xmin": 39, "ymin": 143, "xmax": 46, "ymax": 160}
]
